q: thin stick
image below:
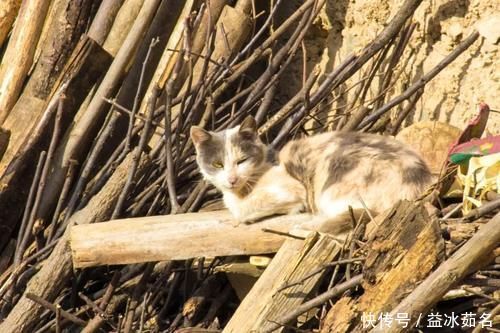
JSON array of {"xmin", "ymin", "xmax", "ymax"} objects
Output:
[
  {"xmin": 440, "ymin": 202, "xmax": 464, "ymax": 220},
  {"xmin": 164, "ymin": 86, "xmax": 180, "ymax": 213},
  {"xmin": 213, "ymin": 0, "xmax": 316, "ymax": 96},
  {"xmin": 124, "ymin": 37, "xmax": 159, "ymax": 156},
  {"xmin": 55, "ymin": 304, "xmax": 61, "ymax": 333},
  {"xmin": 14, "ymin": 151, "xmax": 46, "ymax": 265},
  {"xmin": 472, "ymin": 303, "xmax": 500, "ymax": 333},
  {"xmin": 123, "ymin": 263, "xmax": 154, "ymax": 333},
  {"xmin": 178, "ymin": 181, "xmax": 207, "ymax": 214},
  {"xmin": 104, "ymin": 97, "xmax": 165, "ymax": 129},
  {"xmin": 112, "ymin": 86, "xmax": 158, "ymax": 219},
  {"xmin": 389, "ymin": 87, "xmax": 423, "ymax": 135},
  {"xmin": 358, "ymin": 30, "xmax": 480, "ymax": 128},
  {"xmin": 117, "ymin": 314, "xmax": 123, "ymax": 333},
  {"xmin": 261, "ymin": 228, "xmax": 306, "ymax": 240},
  {"xmin": 237, "ymin": 3, "xmax": 315, "ymax": 117},
  {"xmin": 259, "ymin": 66, "xmax": 319, "ymax": 135},
  {"xmin": 25, "ymin": 293, "xmax": 86, "ymax": 326},
  {"xmin": 229, "ymin": 0, "xmax": 283, "ymax": 66},
  {"xmin": 273, "ymin": 0, "xmax": 424, "ymax": 146},
  {"xmin": 47, "ymin": 159, "xmax": 77, "ymax": 243},
  {"xmin": 62, "ymin": 111, "xmax": 117, "ymax": 223},
  {"xmin": 462, "ymin": 287, "xmax": 500, "ymax": 304},
  {"xmin": 464, "ymin": 198, "xmax": 500, "ymax": 221},
  {"xmin": 357, "ymin": 193, "xmax": 378, "ymax": 226},
  {"xmin": 18, "ymin": 95, "xmax": 64, "ymax": 259},
  {"xmin": 263, "ymin": 275, "xmax": 363, "ymax": 333},
  {"xmin": 255, "ymin": 81, "xmax": 278, "ymax": 125},
  {"xmin": 277, "ymin": 257, "xmax": 366, "ymax": 292},
  {"xmin": 33, "ymin": 305, "xmax": 93, "ymax": 333},
  {"xmin": 78, "ymin": 292, "xmax": 106, "ymax": 316}
]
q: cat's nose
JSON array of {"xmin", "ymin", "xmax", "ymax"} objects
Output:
[{"xmin": 228, "ymin": 176, "xmax": 238, "ymax": 186}]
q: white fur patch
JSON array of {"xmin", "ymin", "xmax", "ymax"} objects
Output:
[
  {"xmin": 318, "ymin": 195, "xmax": 361, "ymax": 218},
  {"xmin": 223, "ymin": 192, "xmax": 242, "ymax": 217}
]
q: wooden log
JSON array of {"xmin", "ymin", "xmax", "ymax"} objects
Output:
[
  {"xmin": 0, "ymin": 0, "xmax": 51, "ymax": 124},
  {"xmin": 134, "ymin": 0, "xmax": 219, "ymax": 137},
  {"xmin": 154, "ymin": 1, "xmax": 252, "ymax": 145},
  {"xmin": 360, "ymin": 201, "xmax": 445, "ymax": 311},
  {"xmin": 116, "ymin": 0, "xmax": 185, "ymax": 110},
  {"xmin": 189, "ymin": 3, "xmax": 252, "ymax": 85},
  {"xmin": 0, "ymin": 0, "xmax": 122, "ymax": 181},
  {"xmin": 148, "ymin": 1, "xmax": 253, "ymax": 147},
  {"xmin": 320, "ymin": 201, "xmax": 445, "ymax": 332},
  {"xmin": 62, "ymin": 0, "xmax": 159, "ymax": 164},
  {"xmin": 0, "ymin": 127, "xmax": 9, "ymax": 160},
  {"xmin": 134, "ymin": 0, "xmax": 195, "ymax": 110},
  {"xmin": 34, "ymin": 0, "xmax": 65, "ymax": 61},
  {"xmin": 370, "ymin": 211, "xmax": 500, "ymax": 333},
  {"xmin": 0, "ymin": 0, "xmax": 22, "ymax": 49},
  {"xmin": 102, "ymin": 0, "xmax": 144, "ymax": 56},
  {"xmin": 87, "ymin": 0, "xmax": 124, "ymax": 45},
  {"xmin": 0, "ymin": 36, "xmax": 112, "ymax": 251},
  {"xmin": 70, "ymin": 209, "xmax": 355, "ymax": 268},
  {"xmin": 222, "ymin": 232, "xmax": 341, "ymax": 332},
  {"xmin": 0, "ymin": 152, "xmax": 149, "ymax": 333},
  {"xmin": 35, "ymin": 0, "xmax": 160, "ymax": 224},
  {"xmin": 320, "ymin": 298, "xmax": 357, "ymax": 333},
  {"xmin": 157, "ymin": 0, "xmax": 232, "ymax": 89},
  {"xmin": 0, "ymin": 0, "xmax": 96, "ymax": 174},
  {"xmin": 70, "ymin": 212, "xmax": 313, "ymax": 268},
  {"xmin": 100, "ymin": 0, "xmax": 185, "ymax": 149}
]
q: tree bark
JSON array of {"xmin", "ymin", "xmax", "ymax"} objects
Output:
[
  {"xmin": 102, "ymin": 0, "xmax": 145, "ymax": 56},
  {"xmin": 321, "ymin": 201, "xmax": 445, "ymax": 332},
  {"xmin": 371, "ymin": 211, "xmax": 500, "ymax": 333},
  {"xmin": 0, "ymin": 36, "xmax": 113, "ymax": 252},
  {"xmin": 0, "ymin": 0, "xmax": 95, "ymax": 174},
  {"xmin": 0, "ymin": 0, "xmax": 51, "ymax": 123},
  {"xmin": 87, "ymin": 0, "xmax": 125, "ymax": 45},
  {"xmin": 36, "ymin": 0, "xmax": 160, "ymax": 224},
  {"xmin": 0, "ymin": 0, "xmax": 22, "ymax": 49}
]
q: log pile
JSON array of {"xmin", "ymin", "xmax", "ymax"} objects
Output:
[{"xmin": 0, "ymin": 0, "xmax": 498, "ymax": 332}]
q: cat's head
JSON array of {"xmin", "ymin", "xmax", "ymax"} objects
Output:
[{"xmin": 190, "ymin": 116, "xmax": 269, "ymax": 193}]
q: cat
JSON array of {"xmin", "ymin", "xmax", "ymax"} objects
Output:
[{"xmin": 190, "ymin": 116, "xmax": 432, "ymax": 232}]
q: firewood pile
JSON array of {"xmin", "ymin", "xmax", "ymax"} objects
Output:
[{"xmin": 0, "ymin": 0, "xmax": 498, "ymax": 332}]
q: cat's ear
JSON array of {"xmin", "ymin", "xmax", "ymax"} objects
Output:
[
  {"xmin": 239, "ymin": 116, "xmax": 257, "ymax": 139},
  {"xmin": 190, "ymin": 126, "xmax": 211, "ymax": 146}
]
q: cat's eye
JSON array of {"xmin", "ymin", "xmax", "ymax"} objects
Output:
[
  {"xmin": 237, "ymin": 157, "xmax": 249, "ymax": 165},
  {"xmin": 212, "ymin": 161, "xmax": 224, "ymax": 169}
]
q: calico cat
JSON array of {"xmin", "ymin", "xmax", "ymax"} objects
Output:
[{"xmin": 190, "ymin": 116, "xmax": 432, "ymax": 229}]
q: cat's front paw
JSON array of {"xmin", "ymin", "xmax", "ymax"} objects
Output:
[
  {"xmin": 228, "ymin": 213, "xmax": 254, "ymax": 227},
  {"xmin": 229, "ymin": 212, "xmax": 255, "ymax": 226}
]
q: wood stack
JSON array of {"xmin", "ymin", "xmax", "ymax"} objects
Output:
[{"xmin": 0, "ymin": 0, "xmax": 497, "ymax": 332}]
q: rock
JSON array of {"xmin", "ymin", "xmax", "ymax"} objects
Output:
[
  {"xmin": 476, "ymin": 14, "xmax": 500, "ymax": 44},
  {"xmin": 396, "ymin": 121, "xmax": 462, "ymax": 175},
  {"xmin": 447, "ymin": 22, "xmax": 463, "ymax": 41}
]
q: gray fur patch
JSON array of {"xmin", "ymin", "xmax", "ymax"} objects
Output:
[
  {"xmin": 363, "ymin": 169, "xmax": 378, "ymax": 184},
  {"xmin": 402, "ymin": 161, "xmax": 432, "ymax": 186},
  {"xmin": 230, "ymin": 132, "xmax": 265, "ymax": 165},
  {"xmin": 283, "ymin": 142, "xmax": 313, "ymax": 182},
  {"xmin": 322, "ymin": 153, "xmax": 359, "ymax": 191},
  {"xmin": 196, "ymin": 132, "xmax": 226, "ymax": 175}
]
